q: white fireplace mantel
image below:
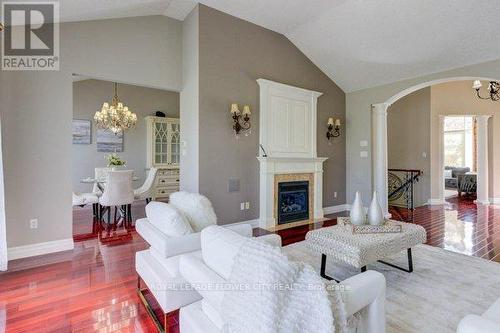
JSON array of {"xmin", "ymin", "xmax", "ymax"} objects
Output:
[
  {"xmin": 257, "ymin": 157, "xmax": 327, "ymax": 229},
  {"xmin": 257, "ymin": 78, "xmax": 326, "ymax": 229}
]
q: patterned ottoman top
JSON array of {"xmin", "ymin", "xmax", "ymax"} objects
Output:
[{"xmin": 305, "ymin": 220, "xmax": 427, "ymax": 268}]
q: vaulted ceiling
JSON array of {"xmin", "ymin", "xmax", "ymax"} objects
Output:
[{"xmin": 60, "ymin": 0, "xmax": 500, "ymax": 92}]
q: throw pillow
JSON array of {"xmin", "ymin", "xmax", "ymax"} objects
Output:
[
  {"xmin": 145, "ymin": 201, "xmax": 193, "ymax": 237},
  {"xmin": 170, "ymin": 191, "xmax": 217, "ymax": 232}
]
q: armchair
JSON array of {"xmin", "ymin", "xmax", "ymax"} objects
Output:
[
  {"xmin": 179, "ymin": 226, "xmax": 386, "ymax": 333},
  {"xmin": 457, "ymin": 298, "xmax": 500, "ymax": 333},
  {"xmin": 135, "ymin": 191, "xmax": 277, "ymax": 333}
]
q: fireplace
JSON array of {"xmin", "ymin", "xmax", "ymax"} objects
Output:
[{"xmin": 277, "ymin": 181, "xmax": 310, "ymax": 224}]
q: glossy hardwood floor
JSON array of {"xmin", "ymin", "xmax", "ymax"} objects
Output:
[
  {"xmin": 1, "ymin": 195, "xmax": 499, "ymax": 332},
  {"xmin": 255, "ymin": 196, "xmax": 500, "ymax": 263}
]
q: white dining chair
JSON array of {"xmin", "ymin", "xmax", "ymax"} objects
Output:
[
  {"xmin": 93, "ymin": 167, "xmax": 112, "ymax": 196},
  {"xmin": 72, "ymin": 192, "xmax": 99, "ymax": 217},
  {"xmin": 98, "ymin": 170, "xmax": 134, "ymax": 225},
  {"xmin": 134, "ymin": 167, "xmax": 158, "ymax": 204}
]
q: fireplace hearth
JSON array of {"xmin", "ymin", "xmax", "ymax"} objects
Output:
[{"xmin": 277, "ymin": 181, "xmax": 309, "ymax": 224}]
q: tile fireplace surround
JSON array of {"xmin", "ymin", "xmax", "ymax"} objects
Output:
[
  {"xmin": 274, "ymin": 173, "xmax": 314, "ymax": 224},
  {"xmin": 258, "ymin": 157, "xmax": 327, "ymax": 230}
]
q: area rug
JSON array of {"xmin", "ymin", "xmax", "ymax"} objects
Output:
[{"xmin": 283, "ymin": 242, "xmax": 500, "ymax": 333}]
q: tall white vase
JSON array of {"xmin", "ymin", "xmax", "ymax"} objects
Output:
[
  {"xmin": 350, "ymin": 191, "xmax": 366, "ymax": 225},
  {"xmin": 367, "ymin": 191, "xmax": 384, "ymax": 225}
]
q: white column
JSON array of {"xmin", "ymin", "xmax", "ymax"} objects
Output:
[
  {"xmin": 475, "ymin": 115, "xmax": 491, "ymax": 205},
  {"xmin": 372, "ymin": 103, "xmax": 391, "ymax": 217},
  {"xmin": 437, "ymin": 115, "xmax": 445, "ymax": 204}
]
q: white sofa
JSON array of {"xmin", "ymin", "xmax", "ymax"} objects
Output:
[
  {"xmin": 179, "ymin": 226, "xmax": 386, "ymax": 333},
  {"xmin": 135, "ymin": 191, "xmax": 280, "ymax": 332},
  {"xmin": 457, "ymin": 298, "xmax": 500, "ymax": 333}
]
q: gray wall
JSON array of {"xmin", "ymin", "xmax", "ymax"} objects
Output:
[
  {"xmin": 0, "ymin": 15, "xmax": 182, "ymax": 249},
  {"xmin": 387, "ymin": 88, "xmax": 431, "ymax": 206},
  {"xmin": 72, "ymin": 79, "xmax": 179, "ymax": 193},
  {"xmin": 198, "ymin": 5, "xmax": 346, "ymax": 224}
]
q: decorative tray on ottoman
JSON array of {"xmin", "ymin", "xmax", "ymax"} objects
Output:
[{"xmin": 337, "ymin": 217, "xmax": 403, "ymax": 234}]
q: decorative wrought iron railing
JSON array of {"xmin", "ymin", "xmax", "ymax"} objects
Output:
[{"xmin": 388, "ymin": 169, "xmax": 422, "ymax": 212}]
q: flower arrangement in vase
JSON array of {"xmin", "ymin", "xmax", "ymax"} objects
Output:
[{"xmin": 106, "ymin": 153, "xmax": 126, "ymax": 168}]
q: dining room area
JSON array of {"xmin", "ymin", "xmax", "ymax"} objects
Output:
[{"xmin": 71, "ymin": 77, "xmax": 181, "ymax": 243}]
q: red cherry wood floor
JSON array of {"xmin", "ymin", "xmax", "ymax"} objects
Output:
[{"xmin": 1, "ymin": 195, "xmax": 499, "ymax": 332}]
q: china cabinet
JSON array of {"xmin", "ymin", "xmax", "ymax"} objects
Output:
[{"xmin": 145, "ymin": 116, "xmax": 180, "ymax": 199}]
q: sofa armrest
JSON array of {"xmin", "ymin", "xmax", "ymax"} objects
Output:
[
  {"xmin": 179, "ymin": 253, "xmax": 226, "ymax": 310},
  {"xmin": 256, "ymin": 234, "xmax": 282, "ymax": 247},
  {"xmin": 457, "ymin": 315, "xmax": 500, "ymax": 333},
  {"xmin": 341, "ymin": 270, "xmax": 385, "ymax": 333},
  {"xmin": 136, "ymin": 218, "xmax": 202, "ymax": 258}
]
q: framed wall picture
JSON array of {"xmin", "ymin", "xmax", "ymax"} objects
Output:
[
  {"xmin": 96, "ymin": 128, "xmax": 123, "ymax": 152},
  {"xmin": 72, "ymin": 119, "xmax": 91, "ymax": 144}
]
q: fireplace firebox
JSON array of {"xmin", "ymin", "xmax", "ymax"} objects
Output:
[{"xmin": 277, "ymin": 181, "xmax": 309, "ymax": 224}]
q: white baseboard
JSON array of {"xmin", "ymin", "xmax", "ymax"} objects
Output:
[
  {"xmin": 489, "ymin": 198, "xmax": 500, "ymax": 205},
  {"xmin": 323, "ymin": 204, "xmax": 350, "ymax": 215},
  {"xmin": 226, "ymin": 218, "xmax": 260, "ymax": 228},
  {"xmin": 427, "ymin": 199, "xmax": 446, "ymax": 205},
  {"xmin": 8, "ymin": 238, "xmax": 74, "ymax": 261}
]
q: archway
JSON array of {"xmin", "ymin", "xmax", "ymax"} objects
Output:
[{"xmin": 372, "ymin": 76, "xmax": 496, "ymax": 216}]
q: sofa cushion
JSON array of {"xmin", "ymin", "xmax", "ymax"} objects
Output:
[
  {"xmin": 145, "ymin": 201, "xmax": 193, "ymax": 237},
  {"xmin": 201, "ymin": 226, "xmax": 248, "ymax": 280},
  {"xmin": 170, "ymin": 191, "xmax": 217, "ymax": 232},
  {"xmin": 150, "ymin": 247, "xmax": 202, "ymax": 277}
]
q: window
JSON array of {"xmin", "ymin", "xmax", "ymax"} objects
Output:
[{"xmin": 444, "ymin": 116, "xmax": 474, "ymax": 169}]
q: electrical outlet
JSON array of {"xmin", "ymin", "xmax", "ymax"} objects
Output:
[
  {"xmin": 245, "ymin": 202, "xmax": 250, "ymax": 210},
  {"xmin": 240, "ymin": 203, "xmax": 245, "ymax": 210},
  {"xmin": 30, "ymin": 219, "xmax": 38, "ymax": 229},
  {"xmin": 334, "ymin": 192, "xmax": 337, "ymax": 199}
]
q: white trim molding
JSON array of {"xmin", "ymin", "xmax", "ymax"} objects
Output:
[
  {"xmin": 489, "ymin": 198, "xmax": 500, "ymax": 205},
  {"xmin": 323, "ymin": 204, "xmax": 350, "ymax": 215},
  {"xmin": 427, "ymin": 198, "xmax": 446, "ymax": 205},
  {"xmin": 8, "ymin": 238, "xmax": 74, "ymax": 261},
  {"xmin": 224, "ymin": 218, "xmax": 261, "ymax": 229}
]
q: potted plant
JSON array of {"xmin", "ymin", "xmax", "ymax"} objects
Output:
[{"xmin": 106, "ymin": 153, "xmax": 126, "ymax": 169}]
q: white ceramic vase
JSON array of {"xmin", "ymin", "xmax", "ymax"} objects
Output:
[
  {"xmin": 350, "ymin": 191, "xmax": 366, "ymax": 225},
  {"xmin": 367, "ymin": 191, "xmax": 384, "ymax": 225}
]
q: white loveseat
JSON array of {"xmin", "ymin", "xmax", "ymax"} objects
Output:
[
  {"xmin": 135, "ymin": 191, "xmax": 280, "ymax": 331},
  {"xmin": 179, "ymin": 226, "xmax": 386, "ymax": 333},
  {"xmin": 457, "ymin": 298, "xmax": 500, "ymax": 333}
]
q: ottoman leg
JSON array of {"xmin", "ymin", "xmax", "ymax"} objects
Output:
[
  {"xmin": 320, "ymin": 254, "xmax": 340, "ymax": 282},
  {"xmin": 378, "ymin": 248, "xmax": 414, "ymax": 273}
]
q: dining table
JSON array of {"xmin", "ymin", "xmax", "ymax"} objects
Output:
[{"xmin": 81, "ymin": 176, "xmax": 139, "ymax": 191}]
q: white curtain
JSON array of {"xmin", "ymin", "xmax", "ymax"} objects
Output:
[{"xmin": 0, "ymin": 121, "xmax": 6, "ymax": 272}]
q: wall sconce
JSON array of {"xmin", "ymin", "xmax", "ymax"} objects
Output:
[
  {"xmin": 230, "ymin": 103, "xmax": 251, "ymax": 136},
  {"xmin": 326, "ymin": 117, "xmax": 341, "ymax": 140}
]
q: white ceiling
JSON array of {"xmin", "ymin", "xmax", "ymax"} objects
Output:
[
  {"xmin": 59, "ymin": 0, "xmax": 196, "ymax": 22},
  {"xmin": 59, "ymin": 0, "xmax": 500, "ymax": 92}
]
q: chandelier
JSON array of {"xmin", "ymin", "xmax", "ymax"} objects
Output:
[
  {"xmin": 94, "ymin": 82, "xmax": 137, "ymax": 134},
  {"xmin": 472, "ymin": 80, "xmax": 500, "ymax": 101}
]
